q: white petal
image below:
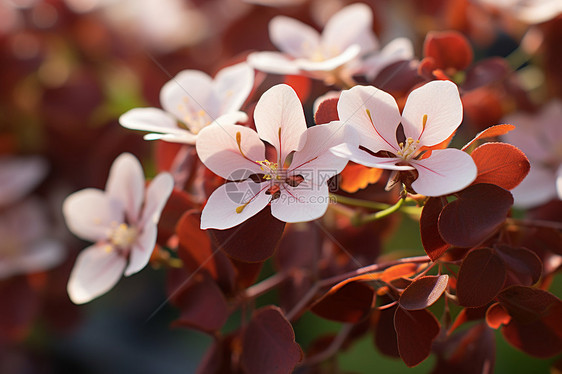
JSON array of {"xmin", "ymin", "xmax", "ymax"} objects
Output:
[
  {"xmin": 289, "ymin": 123, "xmax": 349, "ymax": 177},
  {"xmin": 143, "ymin": 132, "xmax": 197, "ymax": 144},
  {"xmin": 105, "ymin": 153, "xmax": 145, "ymax": 224},
  {"xmin": 0, "ymin": 239, "xmax": 65, "ymax": 279},
  {"xmin": 119, "ymin": 107, "xmax": 188, "ymax": 137},
  {"xmin": 254, "ymin": 84, "xmax": 308, "ymax": 163},
  {"xmin": 160, "ymin": 70, "xmax": 214, "ymax": 121},
  {"xmin": 67, "ymin": 244, "xmax": 127, "ymax": 304},
  {"xmin": 363, "ymin": 37, "xmax": 414, "ymax": 79},
  {"xmin": 295, "ymin": 44, "xmax": 361, "ymax": 72},
  {"xmin": 510, "ymin": 164, "xmax": 558, "ymax": 208},
  {"xmin": 195, "ymin": 123, "xmax": 265, "ymax": 180},
  {"xmin": 269, "ymin": 16, "xmax": 320, "ymax": 59},
  {"xmin": 0, "ymin": 156, "xmax": 47, "ymax": 207},
  {"xmin": 63, "ymin": 189, "xmax": 123, "ymax": 242},
  {"xmin": 124, "ymin": 223, "xmax": 156, "ymax": 277},
  {"xmin": 271, "ymin": 182, "xmax": 330, "ymax": 222},
  {"xmin": 212, "ymin": 62, "xmax": 254, "ymax": 114},
  {"xmin": 337, "ymin": 85, "xmax": 401, "ymax": 153},
  {"xmin": 557, "ymin": 165, "xmax": 562, "ymax": 201},
  {"xmin": 140, "ymin": 172, "xmax": 174, "ymax": 227},
  {"xmin": 247, "ymin": 51, "xmax": 302, "ymax": 75},
  {"xmin": 401, "ymin": 80, "xmax": 463, "ymax": 147},
  {"xmin": 331, "ymin": 143, "xmax": 414, "ymax": 170},
  {"xmin": 410, "ymin": 149, "xmax": 477, "ymax": 196},
  {"xmin": 200, "ymin": 181, "xmax": 271, "ymax": 230},
  {"xmin": 321, "ymin": 3, "xmax": 378, "ymax": 55}
]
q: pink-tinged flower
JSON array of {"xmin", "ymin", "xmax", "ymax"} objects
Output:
[
  {"xmin": 502, "ymin": 100, "xmax": 562, "ymax": 208},
  {"xmin": 333, "ymin": 80, "xmax": 477, "ymax": 196},
  {"xmin": 247, "ymin": 3, "xmax": 413, "ymax": 84},
  {"xmin": 0, "ymin": 199, "xmax": 65, "ymax": 279},
  {"xmin": 63, "ymin": 153, "xmax": 173, "ymax": 304},
  {"xmin": 0, "ymin": 156, "xmax": 47, "ymax": 207},
  {"xmin": 119, "ymin": 62, "xmax": 254, "ymax": 145},
  {"xmin": 196, "ymin": 84, "xmax": 348, "ymax": 230},
  {"xmin": 477, "ymin": 0, "xmax": 562, "ymax": 24}
]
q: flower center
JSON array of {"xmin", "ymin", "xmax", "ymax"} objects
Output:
[
  {"xmin": 177, "ymin": 98, "xmax": 212, "ymax": 134},
  {"xmin": 257, "ymin": 160, "xmax": 284, "ymax": 181},
  {"xmin": 109, "ymin": 223, "xmax": 138, "ymax": 250},
  {"xmin": 396, "ymin": 137, "xmax": 420, "ymax": 160}
]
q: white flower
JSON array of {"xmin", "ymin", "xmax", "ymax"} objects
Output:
[
  {"xmin": 477, "ymin": 0, "xmax": 562, "ymax": 24},
  {"xmin": 196, "ymin": 84, "xmax": 348, "ymax": 230},
  {"xmin": 119, "ymin": 62, "xmax": 254, "ymax": 145},
  {"xmin": 63, "ymin": 153, "xmax": 173, "ymax": 304},
  {"xmin": 247, "ymin": 3, "xmax": 413, "ymax": 83},
  {"xmin": 502, "ymin": 100, "xmax": 562, "ymax": 207},
  {"xmin": 333, "ymin": 80, "xmax": 477, "ymax": 196}
]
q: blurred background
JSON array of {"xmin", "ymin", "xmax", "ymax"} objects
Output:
[{"xmin": 1, "ymin": 0, "xmax": 561, "ymax": 372}]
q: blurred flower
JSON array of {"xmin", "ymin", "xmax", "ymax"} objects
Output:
[
  {"xmin": 119, "ymin": 62, "xmax": 254, "ymax": 145},
  {"xmin": 0, "ymin": 156, "xmax": 47, "ymax": 207},
  {"xmin": 477, "ymin": 0, "xmax": 562, "ymax": 24},
  {"xmin": 196, "ymin": 84, "xmax": 348, "ymax": 230},
  {"xmin": 333, "ymin": 80, "xmax": 477, "ymax": 196},
  {"xmin": 247, "ymin": 3, "xmax": 413, "ymax": 85},
  {"xmin": 63, "ymin": 153, "xmax": 173, "ymax": 304},
  {"xmin": 502, "ymin": 100, "xmax": 562, "ymax": 207}
]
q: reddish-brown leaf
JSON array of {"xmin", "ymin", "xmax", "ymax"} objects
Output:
[
  {"xmin": 284, "ymin": 74, "xmax": 310, "ymax": 103},
  {"xmin": 449, "ymin": 305, "xmax": 490, "ymax": 334},
  {"xmin": 497, "ymin": 286, "xmax": 562, "ymax": 357},
  {"xmin": 339, "ymin": 163, "xmax": 383, "ymax": 193},
  {"xmin": 171, "ymin": 274, "xmax": 229, "ymax": 333},
  {"xmin": 0, "ymin": 276, "xmax": 40, "ymax": 340},
  {"xmin": 485, "ymin": 302, "xmax": 511, "ymax": 329},
  {"xmin": 420, "ymin": 197, "xmax": 449, "ymax": 260},
  {"xmin": 314, "ymin": 97, "xmax": 339, "ymax": 125},
  {"xmin": 495, "ymin": 245, "xmax": 542, "ymax": 287},
  {"xmin": 462, "ymin": 124, "xmax": 516, "ymax": 151},
  {"xmin": 158, "ymin": 188, "xmax": 196, "ymax": 244},
  {"xmin": 471, "ymin": 142, "xmax": 530, "ymax": 190},
  {"xmin": 311, "ymin": 281, "xmax": 374, "ymax": 323},
  {"xmin": 438, "ymin": 184, "xmax": 513, "ymax": 247},
  {"xmin": 374, "ymin": 305, "xmax": 400, "ymax": 358},
  {"xmin": 380, "ymin": 263, "xmax": 420, "ymax": 283},
  {"xmin": 399, "ymin": 275, "xmax": 449, "ymax": 310},
  {"xmin": 423, "ymin": 30, "xmax": 473, "ymax": 71},
  {"xmin": 394, "ymin": 307, "xmax": 440, "ymax": 367},
  {"xmin": 209, "ymin": 206, "xmax": 285, "ymax": 262},
  {"xmin": 457, "ymin": 248, "xmax": 506, "ymax": 307},
  {"xmin": 241, "ymin": 306, "xmax": 303, "ymax": 374}
]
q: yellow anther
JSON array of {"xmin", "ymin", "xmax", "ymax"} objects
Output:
[
  {"xmin": 422, "ymin": 114, "xmax": 428, "ymax": 130},
  {"xmin": 236, "ymin": 131, "xmax": 246, "ymax": 158},
  {"xmin": 198, "ymin": 110, "xmax": 206, "ymax": 117},
  {"xmin": 236, "ymin": 202, "xmax": 249, "ymax": 214}
]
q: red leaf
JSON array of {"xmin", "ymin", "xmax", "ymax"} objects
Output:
[
  {"xmin": 171, "ymin": 274, "xmax": 229, "ymax": 333},
  {"xmin": 241, "ymin": 306, "xmax": 303, "ymax": 374},
  {"xmin": 339, "ymin": 163, "xmax": 383, "ymax": 193},
  {"xmin": 471, "ymin": 142, "xmax": 530, "ymax": 190},
  {"xmin": 420, "ymin": 197, "xmax": 449, "ymax": 260},
  {"xmin": 284, "ymin": 74, "xmax": 310, "ymax": 103},
  {"xmin": 394, "ymin": 307, "xmax": 440, "ymax": 367},
  {"xmin": 209, "ymin": 206, "xmax": 285, "ymax": 262},
  {"xmin": 314, "ymin": 97, "xmax": 339, "ymax": 125},
  {"xmin": 456, "ymin": 248, "xmax": 506, "ymax": 307},
  {"xmin": 423, "ymin": 30, "xmax": 473, "ymax": 71},
  {"xmin": 311, "ymin": 281, "xmax": 374, "ymax": 323},
  {"xmin": 399, "ymin": 275, "xmax": 449, "ymax": 310},
  {"xmin": 462, "ymin": 124, "xmax": 516, "ymax": 151},
  {"xmin": 449, "ymin": 305, "xmax": 490, "ymax": 334},
  {"xmin": 486, "ymin": 302, "xmax": 511, "ymax": 329},
  {"xmin": 497, "ymin": 286, "xmax": 562, "ymax": 357},
  {"xmin": 158, "ymin": 188, "xmax": 196, "ymax": 244},
  {"xmin": 438, "ymin": 183, "xmax": 513, "ymax": 247},
  {"xmin": 495, "ymin": 245, "xmax": 542, "ymax": 287},
  {"xmin": 374, "ymin": 305, "xmax": 400, "ymax": 358},
  {"xmin": 380, "ymin": 263, "xmax": 420, "ymax": 282}
]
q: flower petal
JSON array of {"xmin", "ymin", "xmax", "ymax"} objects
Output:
[
  {"xmin": 140, "ymin": 172, "xmax": 174, "ymax": 227},
  {"xmin": 269, "ymin": 16, "xmax": 320, "ymax": 59},
  {"xmin": 0, "ymin": 156, "xmax": 47, "ymax": 207},
  {"xmin": 124, "ymin": 223, "xmax": 156, "ymax": 277},
  {"xmin": 510, "ymin": 163, "xmax": 557, "ymax": 208},
  {"xmin": 331, "ymin": 143, "xmax": 414, "ymax": 170},
  {"xmin": 362, "ymin": 37, "xmax": 414, "ymax": 79},
  {"xmin": 410, "ymin": 148, "xmax": 477, "ymax": 196},
  {"xmin": 212, "ymin": 62, "xmax": 254, "ymax": 114},
  {"xmin": 201, "ymin": 181, "xmax": 270, "ymax": 230},
  {"xmin": 289, "ymin": 122, "xmax": 349, "ymax": 177},
  {"xmin": 105, "ymin": 153, "xmax": 145, "ymax": 224},
  {"xmin": 119, "ymin": 107, "xmax": 188, "ymax": 137},
  {"xmin": 401, "ymin": 80, "xmax": 463, "ymax": 147},
  {"xmin": 160, "ymin": 70, "xmax": 213, "ymax": 122},
  {"xmin": 247, "ymin": 51, "xmax": 302, "ymax": 75},
  {"xmin": 271, "ymin": 182, "xmax": 330, "ymax": 222},
  {"xmin": 337, "ymin": 85, "xmax": 401, "ymax": 152},
  {"xmin": 196, "ymin": 123, "xmax": 265, "ymax": 179},
  {"xmin": 321, "ymin": 3, "xmax": 378, "ymax": 55},
  {"xmin": 254, "ymin": 84, "xmax": 307, "ymax": 163},
  {"xmin": 63, "ymin": 189, "xmax": 123, "ymax": 242},
  {"xmin": 295, "ymin": 44, "xmax": 361, "ymax": 72},
  {"xmin": 67, "ymin": 244, "xmax": 127, "ymax": 304}
]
